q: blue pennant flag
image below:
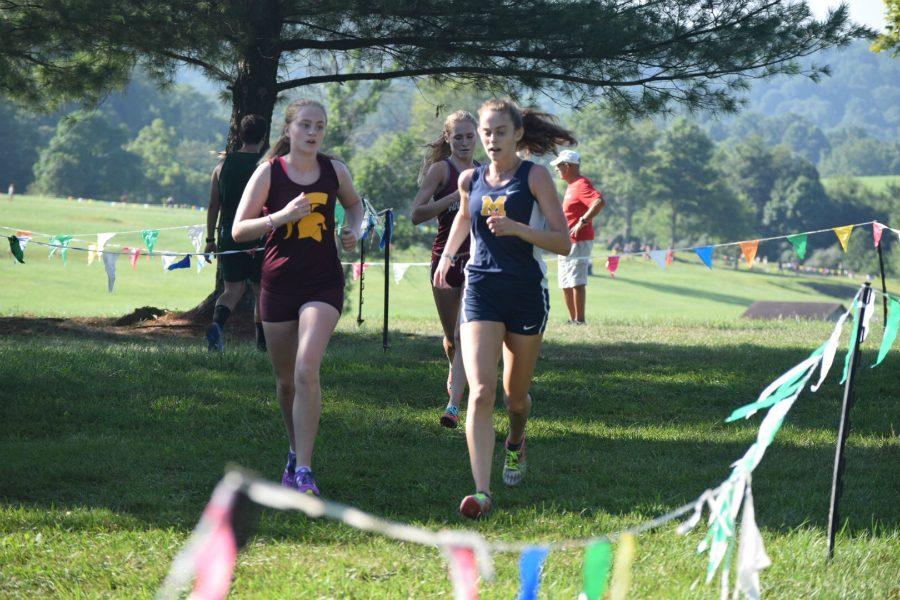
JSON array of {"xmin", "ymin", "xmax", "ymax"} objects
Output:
[
  {"xmin": 380, "ymin": 209, "xmax": 394, "ymax": 250},
  {"xmin": 695, "ymin": 245, "xmax": 714, "ymax": 269},
  {"xmin": 167, "ymin": 254, "xmax": 191, "ymax": 271},
  {"xmin": 517, "ymin": 546, "xmax": 549, "ymax": 600}
]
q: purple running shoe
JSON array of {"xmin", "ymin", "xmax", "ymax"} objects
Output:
[{"xmin": 294, "ymin": 467, "xmax": 320, "ymax": 496}]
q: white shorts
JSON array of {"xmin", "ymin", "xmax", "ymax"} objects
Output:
[{"xmin": 558, "ymin": 240, "xmax": 593, "ymax": 289}]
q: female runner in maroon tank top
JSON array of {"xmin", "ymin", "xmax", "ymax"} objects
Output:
[
  {"xmin": 232, "ymin": 99, "xmax": 364, "ymax": 497},
  {"xmin": 411, "ymin": 111, "xmax": 478, "ymax": 429}
]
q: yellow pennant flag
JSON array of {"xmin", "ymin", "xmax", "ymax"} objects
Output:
[
  {"xmin": 87, "ymin": 243, "xmax": 98, "ymax": 265},
  {"xmin": 609, "ymin": 533, "xmax": 637, "ymax": 600},
  {"xmin": 833, "ymin": 225, "xmax": 853, "ymax": 252},
  {"xmin": 739, "ymin": 240, "xmax": 759, "ymax": 268}
]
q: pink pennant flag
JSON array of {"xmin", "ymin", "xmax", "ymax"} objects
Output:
[
  {"xmin": 873, "ymin": 222, "xmax": 885, "ymax": 248},
  {"xmin": 190, "ymin": 492, "xmax": 239, "ymax": 600},
  {"xmin": 446, "ymin": 546, "xmax": 479, "ymax": 600},
  {"xmin": 126, "ymin": 247, "xmax": 141, "ymax": 270},
  {"xmin": 352, "ymin": 262, "xmax": 371, "ymax": 281},
  {"xmin": 605, "ymin": 256, "xmax": 620, "ymax": 278}
]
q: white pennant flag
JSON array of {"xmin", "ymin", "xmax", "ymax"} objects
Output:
[
  {"xmin": 735, "ymin": 484, "xmax": 771, "ymax": 600},
  {"xmin": 860, "ymin": 290, "xmax": 876, "ymax": 343},
  {"xmin": 393, "ymin": 263, "xmax": 411, "ymax": 283},
  {"xmin": 648, "ymin": 250, "xmax": 668, "ymax": 269},
  {"xmin": 87, "ymin": 243, "xmax": 98, "ymax": 265},
  {"xmin": 97, "ymin": 232, "xmax": 116, "ymax": 253},
  {"xmin": 810, "ymin": 308, "xmax": 852, "ymax": 392},
  {"xmin": 102, "ymin": 251, "xmax": 119, "ymax": 293},
  {"xmin": 161, "ymin": 255, "xmax": 178, "ymax": 271},
  {"xmin": 187, "ymin": 225, "xmax": 205, "ymax": 254}
]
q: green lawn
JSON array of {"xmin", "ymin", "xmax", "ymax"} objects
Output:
[
  {"xmin": 3, "ymin": 196, "xmax": 895, "ymax": 321},
  {"xmin": 821, "ymin": 175, "xmax": 900, "ymax": 194},
  {"xmin": 0, "ymin": 195, "xmax": 898, "ymax": 598}
]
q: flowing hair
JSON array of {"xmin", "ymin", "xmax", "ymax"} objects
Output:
[
  {"xmin": 477, "ymin": 98, "xmax": 577, "ymax": 156},
  {"xmin": 417, "ymin": 110, "xmax": 478, "ymax": 185},
  {"xmin": 263, "ymin": 98, "xmax": 329, "ymax": 162}
]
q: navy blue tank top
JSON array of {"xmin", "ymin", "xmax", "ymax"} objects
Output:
[{"xmin": 466, "ymin": 160, "xmax": 547, "ymax": 286}]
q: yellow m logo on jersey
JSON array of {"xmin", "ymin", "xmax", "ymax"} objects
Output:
[
  {"xmin": 480, "ymin": 195, "xmax": 507, "ymax": 217},
  {"xmin": 284, "ymin": 192, "xmax": 329, "ymax": 242}
]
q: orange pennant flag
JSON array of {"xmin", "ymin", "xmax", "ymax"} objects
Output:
[
  {"xmin": 739, "ymin": 240, "xmax": 759, "ymax": 268},
  {"xmin": 665, "ymin": 249, "xmax": 674, "ymax": 266},
  {"xmin": 833, "ymin": 225, "xmax": 853, "ymax": 252}
]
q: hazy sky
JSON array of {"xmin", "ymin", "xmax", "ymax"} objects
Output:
[{"xmin": 806, "ymin": 0, "xmax": 887, "ymax": 31}]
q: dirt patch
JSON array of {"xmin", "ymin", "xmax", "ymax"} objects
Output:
[
  {"xmin": 114, "ymin": 306, "xmax": 168, "ymax": 326},
  {"xmin": 0, "ymin": 309, "xmax": 258, "ymax": 343}
]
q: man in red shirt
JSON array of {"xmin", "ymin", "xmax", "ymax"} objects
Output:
[{"xmin": 550, "ymin": 150, "xmax": 606, "ymax": 324}]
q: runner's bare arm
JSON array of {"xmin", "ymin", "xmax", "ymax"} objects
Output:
[
  {"xmin": 231, "ymin": 162, "xmax": 275, "ymax": 243},
  {"xmin": 334, "ymin": 160, "xmax": 364, "ymax": 251},
  {"xmin": 487, "ymin": 164, "xmax": 570, "ymax": 255},
  {"xmin": 205, "ymin": 162, "xmax": 223, "ymax": 258},
  {"xmin": 411, "ymin": 162, "xmax": 459, "ymax": 225},
  {"xmin": 433, "ymin": 168, "xmax": 474, "ymax": 288}
]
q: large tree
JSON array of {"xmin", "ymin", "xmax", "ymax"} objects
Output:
[
  {"xmin": 0, "ymin": 1, "xmax": 868, "ymax": 150},
  {"xmin": 570, "ymin": 107, "xmax": 659, "ymax": 245}
]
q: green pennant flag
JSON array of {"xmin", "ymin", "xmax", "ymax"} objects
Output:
[
  {"xmin": 48, "ymin": 235, "xmax": 73, "ymax": 265},
  {"xmin": 8, "ymin": 236, "xmax": 24, "ymax": 263},
  {"xmin": 582, "ymin": 541, "xmax": 613, "ymax": 600},
  {"xmin": 787, "ymin": 233, "xmax": 808, "ymax": 260},
  {"xmin": 141, "ymin": 229, "xmax": 159, "ymax": 255},
  {"xmin": 725, "ymin": 344, "xmax": 825, "ymax": 422},
  {"xmin": 840, "ymin": 300, "xmax": 861, "ymax": 384},
  {"xmin": 872, "ymin": 298, "xmax": 900, "ymax": 368}
]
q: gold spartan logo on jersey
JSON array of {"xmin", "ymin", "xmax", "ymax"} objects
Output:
[
  {"xmin": 284, "ymin": 192, "xmax": 329, "ymax": 242},
  {"xmin": 480, "ymin": 195, "xmax": 507, "ymax": 217}
]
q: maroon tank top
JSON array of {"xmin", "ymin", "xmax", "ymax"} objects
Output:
[
  {"xmin": 431, "ymin": 159, "xmax": 472, "ymax": 257},
  {"xmin": 261, "ymin": 154, "xmax": 344, "ymax": 293}
]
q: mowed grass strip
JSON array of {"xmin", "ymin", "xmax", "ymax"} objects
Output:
[
  {"xmin": 1, "ymin": 315, "xmax": 897, "ymax": 598},
  {"xmin": 3, "ymin": 195, "xmax": 893, "ymax": 321}
]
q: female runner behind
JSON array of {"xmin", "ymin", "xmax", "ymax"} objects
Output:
[
  {"xmin": 410, "ymin": 111, "xmax": 478, "ymax": 428},
  {"xmin": 232, "ymin": 99, "xmax": 364, "ymax": 496},
  {"xmin": 434, "ymin": 98, "xmax": 574, "ymax": 519}
]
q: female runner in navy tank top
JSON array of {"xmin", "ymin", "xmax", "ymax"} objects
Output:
[
  {"xmin": 434, "ymin": 98, "xmax": 575, "ymax": 519},
  {"xmin": 411, "ymin": 110, "xmax": 479, "ymax": 429},
  {"xmin": 232, "ymin": 99, "xmax": 364, "ymax": 497}
]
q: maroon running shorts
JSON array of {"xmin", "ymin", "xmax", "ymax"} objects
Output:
[
  {"xmin": 430, "ymin": 252, "xmax": 468, "ymax": 288},
  {"xmin": 259, "ymin": 287, "xmax": 344, "ymax": 322}
]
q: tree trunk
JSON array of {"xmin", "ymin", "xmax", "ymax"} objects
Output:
[
  {"xmin": 669, "ymin": 204, "xmax": 678, "ymax": 248},
  {"xmin": 623, "ymin": 196, "xmax": 633, "ymax": 244},
  {"xmin": 185, "ymin": 2, "xmax": 283, "ymax": 323}
]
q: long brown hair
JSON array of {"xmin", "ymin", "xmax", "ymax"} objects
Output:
[
  {"xmin": 417, "ymin": 110, "xmax": 478, "ymax": 185},
  {"xmin": 477, "ymin": 98, "xmax": 577, "ymax": 156},
  {"xmin": 263, "ymin": 99, "xmax": 328, "ymax": 162}
]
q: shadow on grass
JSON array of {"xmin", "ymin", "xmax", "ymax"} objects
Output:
[
  {"xmin": 0, "ymin": 327, "xmax": 896, "ymax": 544},
  {"xmin": 610, "ymin": 279, "xmax": 753, "ymax": 308}
]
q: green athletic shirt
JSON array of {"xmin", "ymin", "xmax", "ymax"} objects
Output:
[{"xmin": 217, "ymin": 151, "xmax": 262, "ymax": 250}]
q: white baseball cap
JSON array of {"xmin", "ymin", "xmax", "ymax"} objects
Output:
[{"xmin": 550, "ymin": 149, "xmax": 580, "ymax": 166}]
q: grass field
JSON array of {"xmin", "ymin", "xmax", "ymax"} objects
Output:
[
  {"xmin": 821, "ymin": 174, "xmax": 900, "ymax": 194},
  {"xmin": 0, "ymin": 195, "xmax": 898, "ymax": 598},
  {"xmin": 2, "ymin": 196, "xmax": 894, "ymax": 321}
]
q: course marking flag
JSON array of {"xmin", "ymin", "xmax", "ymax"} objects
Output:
[
  {"xmin": 739, "ymin": 240, "xmax": 759, "ymax": 268},
  {"xmin": 833, "ymin": 225, "xmax": 853, "ymax": 252}
]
